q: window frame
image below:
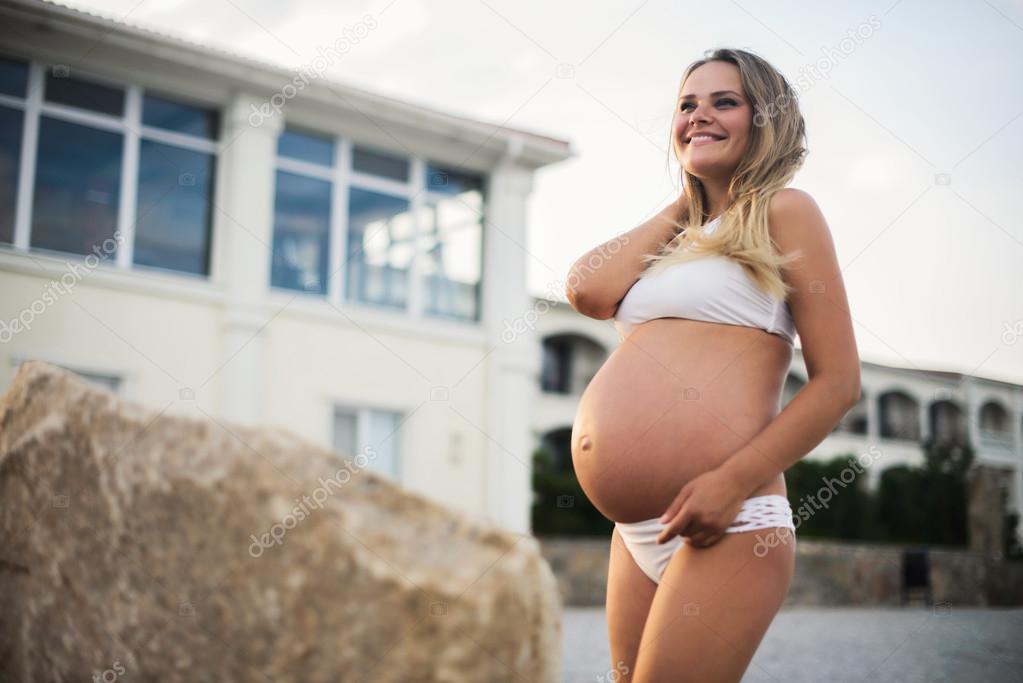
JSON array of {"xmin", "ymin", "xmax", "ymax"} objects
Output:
[
  {"xmin": 331, "ymin": 401, "xmax": 404, "ymax": 483},
  {"xmin": 270, "ymin": 125, "xmax": 487, "ymax": 324},
  {"xmin": 1, "ymin": 58, "xmax": 220, "ymax": 276}
]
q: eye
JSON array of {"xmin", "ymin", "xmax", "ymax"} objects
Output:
[{"xmin": 679, "ymin": 98, "xmax": 737, "ymax": 112}]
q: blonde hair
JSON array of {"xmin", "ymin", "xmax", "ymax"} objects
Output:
[{"xmin": 641, "ymin": 48, "xmax": 809, "ymax": 301}]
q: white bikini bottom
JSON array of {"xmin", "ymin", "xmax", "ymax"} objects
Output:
[{"xmin": 614, "ymin": 494, "xmax": 796, "ymax": 585}]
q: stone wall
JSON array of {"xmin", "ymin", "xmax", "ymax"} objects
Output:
[{"xmin": 537, "ymin": 535, "xmax": 1023, "ymax": 607}]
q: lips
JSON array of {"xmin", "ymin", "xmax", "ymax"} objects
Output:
[{"xmin": 684, "ymin": 133, "xmax": 726, "ymax": 143}]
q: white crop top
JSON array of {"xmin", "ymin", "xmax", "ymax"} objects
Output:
[{"xmin": 613, "ymin": 215, "xmax": 796, "ymax": 344}]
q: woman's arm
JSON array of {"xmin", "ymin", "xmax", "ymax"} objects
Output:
[
  {"xmin": 565, "ymin": 194, "xmax": 687, "ymax": 320},
  {"xmin": 717, "ymin": 188, "xmax": 862, "ymax": 495}
]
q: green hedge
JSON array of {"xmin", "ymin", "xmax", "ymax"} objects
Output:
[{"xmin": 531, "ymin": 448, "xmax": 612, "ymax": 537}]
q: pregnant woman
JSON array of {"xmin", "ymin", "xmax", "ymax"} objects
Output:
[{"xmin": 566, "ymin": 48, "xmax": 860, "ymax": 682}]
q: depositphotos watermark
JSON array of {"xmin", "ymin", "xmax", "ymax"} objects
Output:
[
  {"xmin": 596, "ymin": 660, "xmax": 631, "ymax": 683},
  {"xmin": 1, "ymin": 230, "xmax": 125, "ymax": 344},
  {"xmin": 248, "ymin": 447, "xmax": 378, "ymax": 558},
  {"xmin": 92, "ymin": 660, "xmax": 125, "ymax": 683},
  {"xmin": 752, "ymin": 445, "xmax": 883, "ymax": 558},
  {"xmin": 248, "ymin": 15, "xmax": 379, "ymax": 127}
]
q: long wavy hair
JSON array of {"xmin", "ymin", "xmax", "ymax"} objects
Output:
[{"xmin": 640, "ymin": 48, "xmax": 808, "ymax": 301}]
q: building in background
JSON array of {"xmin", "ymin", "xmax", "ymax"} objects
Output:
[
  {"xmin": 0, "ymin": 0, "xmax": 573, "ymax": 535},
  {"xmin": 532, "ymin": 297, "xmax": 1023, "ymax": 545}
]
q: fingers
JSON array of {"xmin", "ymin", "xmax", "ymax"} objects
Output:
[
  {"xmin": 655, "ymin": 507, "xmax": 692, "ymax": 545},
  {"xmin": 659, "ymin": 508, "xmax": 726, "ymax": 548},
  {"xmin": 658, "ymin": 488, "xmax": 690, "ymax": 524}
]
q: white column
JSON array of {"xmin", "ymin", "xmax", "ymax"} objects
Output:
[
  {"xmin": 481, "ymin": 147, "xmax": 539, "ymax": 535},
  {"xmin": 918, "ymin": 399, "xmax": 930, "ymax": 442},
  {"xmin": 212, "ymin": 91, "xmax": 284, "ymax": 424},
  {"xmin": 966, "ymin": 381, "xmax": 982, "ymax": 456},
  {"xmin": 864, "ymin": 387, "xmax": 884, "ymax": 490}
]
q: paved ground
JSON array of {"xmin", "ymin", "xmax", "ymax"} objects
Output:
[{"xmin": 562, "ymin": 606, "xmax": 1023, "ymax": 682}]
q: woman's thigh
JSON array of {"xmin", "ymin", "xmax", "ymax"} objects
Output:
[
  {"xmin": 606, "ymin": 526, "xmax": 659, "ymax": 682},
  {"xmin": 631, "ymin": 528, "xmax": 796, "ymax": 683}
]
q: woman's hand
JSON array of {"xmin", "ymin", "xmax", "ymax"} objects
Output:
[{"xmin": 655, "ymin": 467, "xmax": 747, "ymax": 548}]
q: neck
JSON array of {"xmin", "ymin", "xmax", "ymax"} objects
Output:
[{"xmin": 699, "ymin": 177, "xmax": 730, "ymax": 218}]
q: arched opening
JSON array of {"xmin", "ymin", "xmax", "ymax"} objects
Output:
[
  {"xmin": 879, "ymin": 390, "xmax": 920, "ymax": 441},
  {"xmin": 540, "ymin": 333, "xmax": 607, "ymax": 395},
  {"xmin": 978, "ymin": 400, "xmax": 1013, "ymax": 452},
  {"xmin": 929, "ymin": 400, "xmax": 967, "ymax": 445}
]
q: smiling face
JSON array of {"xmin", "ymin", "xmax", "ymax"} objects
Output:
[{"xmin": 673, "ymin": 60, "xmax": 753, "ymax": 181}]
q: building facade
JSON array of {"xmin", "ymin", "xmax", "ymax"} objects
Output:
[{"xmin": 0, "ymin": 0, "xmax": 572, "ymax": 534}]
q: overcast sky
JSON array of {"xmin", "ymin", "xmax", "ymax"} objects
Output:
[{"xmin": 62, "ymin": 0, "xmax": 1023, "ymax": 384}]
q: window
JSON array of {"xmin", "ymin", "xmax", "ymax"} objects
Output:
[
  {"xmin": 31, "ymin": 115, "xmax": 123, "ymax": 256},
  {"xmin": 353, "ymin": 145, "xmax": 409, "ymax": 182},
  {"xmin": 271, "ymin": 170, "xmax": 332, "ymax": 293},
  {"xmin": 0, "ymin": 56, "xmax": 28, "ymax": 97},
  {"xmin": 45, "ymin": 70, "xmax": 124, "ymax": 116},
  {"xmin": 0, "ymin": 57, "xmax": 220, "ymax": 276},
  {"xmin": 270, "ymin": 127, "xmax": 334, "ymax": 294},
  {"xmin": 540, "ymin": 337, "xmax": 572, "ymax": 394},
  {"xmin": 419, "ymin": 163, "xmax": 484, "ymax": 322},
  {"xmin": 278, "ymin": 126, "xmax": 334, "ymax": 166},
  {"xmin": 134, "ymin": 138, "xmax": 215, "ymax": 275},
  {"xmin": 332, "ymin": 405, "xmax": 402, "ymax": 481},
  {"xmin": 268, "ymin": 127, "xmax": 485, "ymax": 322},
  {"xmin": 142, "ymin": 92, "xmax": 219, "ymax": 139},
  {"xmin": 0, "ymin": 56, "xmax": 29, "ymax": 244},
  {"xmin": 345, "ymin": 187, "xmax": 412, "ymax": 309}
]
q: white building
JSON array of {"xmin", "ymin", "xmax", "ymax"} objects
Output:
[
  {"xmin": 0, "ymin": 0, "xmax": 573, "ymax": 535},
  {"xmin": 533, "ymin": 297, "xmax": 1023, "ymax": 544}
]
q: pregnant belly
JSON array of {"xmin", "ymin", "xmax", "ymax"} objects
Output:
[{"xmin": 571, "ymin": 318, "xmax": 792, "ymax": 523}]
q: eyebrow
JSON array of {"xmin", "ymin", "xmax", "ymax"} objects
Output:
[{"xmin": 680, "ymin": 90, "xmax": 742, "ymax": 100}]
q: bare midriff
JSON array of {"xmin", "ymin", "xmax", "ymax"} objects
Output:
[{"xmin": 571, "ymin": 317, "xmax": 794, "ymax": 524}]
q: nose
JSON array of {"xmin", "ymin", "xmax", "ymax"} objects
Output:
[{"xmin": 688, "ymin": 103, "xmax": 712, "ymax": 127}]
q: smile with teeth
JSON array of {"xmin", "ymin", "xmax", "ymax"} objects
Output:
[{"xmin": 687, "ymin": 135, "xmax": 725, "ymax": 146}]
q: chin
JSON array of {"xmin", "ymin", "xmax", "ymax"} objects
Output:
[{"xmin": 682, "ymin": 160, "xmax": 734, "ymax": 178}]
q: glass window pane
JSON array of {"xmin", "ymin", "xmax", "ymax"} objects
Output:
[
  {"xmin": 345, "ymin": 187, "xmax": 412, "ymax": 310},
  {"xmin": 31, "ymin": 116, "xmax": 122, "ymax": 257},
  {"xmin": 0, "ymin": 105, "xmax": 23, "ymax": 244},
  {"xmin": 426, "ymin": 162, "xmax": 483, "ymax": 196},
  {"xmin": 277, "ymin": 127, "xmax": 334, "ymax": 167},
  {"xmin": 44, "ymin": 70, "xmax": 124, "ymax": 117},
  {"xmin": 0, "ymin": 56, "xmax": 28, "ymax": 98},
  {"xmin": 352, "ymin": 145, "xmax": 409, "ymax": 182},
  {"xmin": 332, "ymin": 408, "xmax": 358, "ymax": 458},
  {"xmin": 270, "ymin": 170, "xmax": 331, "ymax": 294},
  {"xmin": 366, "ymin": 409, "xmax": 401, "ymax": 480},
  {"xmin": 142, "ymin": 93, "xmax": 219, "ymax": 139},
  {"xmin": 418, "ymin": 190, "xmax": 483, "ymax": 321},
  {"xmin": 134, "ymin": 139, "xmax": 215, "ymax": 276}
]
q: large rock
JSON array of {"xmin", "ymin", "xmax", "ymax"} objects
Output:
[{"xmin": 0, "ymin": 361, "xmax": 561, "ymax": 682}]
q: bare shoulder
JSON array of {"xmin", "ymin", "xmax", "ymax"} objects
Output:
[
  {"xmin": 767, "ymin": 188, "xmax": 824, "ymax": 235},
  {"xmin": 766, "ymin": 187, "xmax": 833, "ymax": 259},
  {"xmin": 765, "ymin": 187, "xmax": 859, "ymax": 395}
]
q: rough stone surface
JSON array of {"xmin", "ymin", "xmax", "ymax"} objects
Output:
[{"xmin": 0, "ymin": 361, "xmax": 561, "ymax": 683}]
